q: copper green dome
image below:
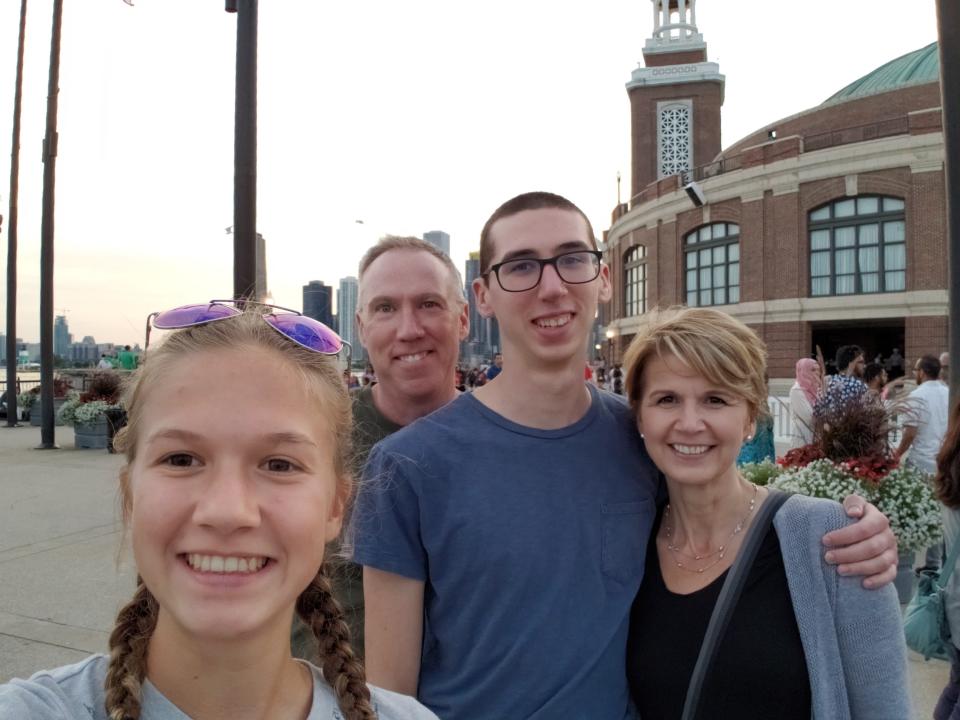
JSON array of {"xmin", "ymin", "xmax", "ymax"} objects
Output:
[{"xmin": 824, "ymin": 42, "xmax": 939, "ymax": 104}]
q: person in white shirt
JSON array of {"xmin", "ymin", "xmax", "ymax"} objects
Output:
[
  {"xmin": 897, "ymin": 353, "xmax": 950, "ymax": 572},
  {"xmin": 897, "ymin": 354, "xmax": 950, "ymax": 473}
]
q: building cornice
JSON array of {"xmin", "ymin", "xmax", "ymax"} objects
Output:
[
  {"xmin": 627, "ymin": 61, "xmax": 724, "ymax": 92},
  {"xmin": 608, "ymin": 132, "xmax": 945, "ymax": 246},
  {"xmin": 605, "ymin": 290, "xmax": 948, "ymax": 337}
]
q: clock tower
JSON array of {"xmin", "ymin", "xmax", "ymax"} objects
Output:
[{"xmin": 627, "ymin": 0, "xmax": 724, "ymax": 199}]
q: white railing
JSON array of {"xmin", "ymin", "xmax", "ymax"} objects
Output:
[{"xmin": 768, "ymin": 394, "xmax": 903, "ymax": 454}]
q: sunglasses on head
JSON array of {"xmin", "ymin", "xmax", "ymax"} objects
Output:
[{"xmin": 144, "ymin": 300, "xmax": 350, "ymax": 362}]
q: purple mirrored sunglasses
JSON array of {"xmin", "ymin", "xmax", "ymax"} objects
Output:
[{"xmin": 145, "ymin": 300, "xmax": 350, "ymax": 361}]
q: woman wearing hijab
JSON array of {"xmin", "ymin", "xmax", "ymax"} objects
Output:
[{"xmin": 789, "ymin": 358, "xmax": 821, "ymax": 447}]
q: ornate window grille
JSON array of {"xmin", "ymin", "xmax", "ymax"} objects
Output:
[{"xmin": 658, "ymin": 102, "xmax": 692, "ymax": 178}]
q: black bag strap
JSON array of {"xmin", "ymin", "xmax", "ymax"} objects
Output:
[{"xmin": 680, "ymin": 488, "xmax": 792, "ymax": 720}]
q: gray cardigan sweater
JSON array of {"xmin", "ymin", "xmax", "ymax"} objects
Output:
[{"xmin": 772, "ymin": 494, "xmax": 911, "ymax": 719}]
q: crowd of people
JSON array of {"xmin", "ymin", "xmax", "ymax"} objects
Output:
[
  {"xmin": 0, "ymin": 191, "xmax": 925, "ymax": 720},
  {"xmin": 787, "ymin": 340, "xmax": 960, "ymax": 718}
]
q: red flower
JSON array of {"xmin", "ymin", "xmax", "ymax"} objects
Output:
[{"xmin": 778, "ymin": 444, "xmax": 825, "ymax": 469}]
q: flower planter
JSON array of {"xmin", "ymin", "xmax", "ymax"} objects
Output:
[
  {"xmin": 74, "ymin": 416, "xmax": 110, "ymax": 449},
  {"xmin": 29, "ymin": 397, "xmax": 67, "ymax": 427},
  {"xmin": 894, "ymin": 551, "xmax": 917, "ymax": 605}
]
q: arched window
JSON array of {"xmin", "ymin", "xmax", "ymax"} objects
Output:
[
  {"xmin": 624, "ymin": 246, "xmax": 647, "ymax": 317},
  {"xmin": 684, "ymin": 223, "xmax": 740, "ymax": 307},
  {"xmin": 809, "ymin": 196, "xmax": 906, "ymax": 296}
]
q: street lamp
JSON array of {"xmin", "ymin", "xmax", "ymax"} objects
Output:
[{"xmin": 605, "ymin": 329, "xmax": 615, "ymax": 367}]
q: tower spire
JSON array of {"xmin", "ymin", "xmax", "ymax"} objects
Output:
[
  {"xmin": 646, "ymin": 0, "xmax": 704, "ymax": 53},
  {"xmin": 626, "ymin": 0, "xmax": 723, "ymax": 197}
]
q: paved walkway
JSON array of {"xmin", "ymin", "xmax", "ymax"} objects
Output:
[{"xmin": 0, "ymin": 424, "xmax": 950, "ymax": 716}]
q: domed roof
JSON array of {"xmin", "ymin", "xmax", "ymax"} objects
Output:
[{"xmin": 824, "ymin": 42, "xmax": 939, "ymax": 104}]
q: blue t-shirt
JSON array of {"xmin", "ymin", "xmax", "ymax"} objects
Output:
[{"xmin": 350, "ymin": 385, "xmax": 659, "ymax": 720}]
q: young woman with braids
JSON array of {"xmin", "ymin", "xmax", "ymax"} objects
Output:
[
  {"xmin": 934, "ymin": 395, "xmax": 960, "ymax": 720},
  {"xmin": 0, "ymin": 304, "xmax": 437, "ymax": 720}
]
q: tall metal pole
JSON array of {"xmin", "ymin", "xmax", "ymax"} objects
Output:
[
  {"xmin": 38, "ymin": 0, "xmax": 63, "ymax": 449},
  {"xmin": 5, "ymin": 0, "xmax": 27, "ymax": 428},
  {"xmin": 231, "ymin": 0, "xmax": 257, "ymax": 301},
  {"xmin": 937, "ymin": 0, "xmax": 960, "ymax": 405}
]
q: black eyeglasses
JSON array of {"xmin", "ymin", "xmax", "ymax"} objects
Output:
[{"xmin": 484, "ymin": 250, "xmax": 602, "ymax": 292}]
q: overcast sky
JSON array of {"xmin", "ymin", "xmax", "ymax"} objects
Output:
[{"xmin": 0, "ymin": 0, "xmax": 941, "ymax": 345}]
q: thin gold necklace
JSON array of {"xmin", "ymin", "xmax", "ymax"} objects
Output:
[{"xmin": 663, "ymin": 483, "xmax": 759, "ymax": 574}]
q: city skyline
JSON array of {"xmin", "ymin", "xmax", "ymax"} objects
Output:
[{"xmin": 0, "ymin": 2, "xmax": 940, "ymax": 343}]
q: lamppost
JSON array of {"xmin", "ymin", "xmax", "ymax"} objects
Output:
[
  {"xmin": 605, "ymin": 329, "xmax": 615, "ymax": 368},
  {"xmin": 225, "ymin": 0, "xmax": 258, "ymax": 301},
  {"xmin": 5, "ymin": 0, "xmax": 27, "ymax": 428}
]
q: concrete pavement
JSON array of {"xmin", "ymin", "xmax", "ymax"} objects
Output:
[
  {"xmin": 0, "ymin": 424, "xmax": 135, "ymax": 683},
  {"xmin": 0, "ymin": 423, "xmax": 950, "ymax": 717}
]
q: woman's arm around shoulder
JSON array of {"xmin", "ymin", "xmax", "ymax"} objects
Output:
[
  {"xmin": 369, "ymin": 685, "xmax": 440, "ymax": 720},
  {"xmin": 779, "ymin": 495, "xmax": 910, "ymax": 720}
]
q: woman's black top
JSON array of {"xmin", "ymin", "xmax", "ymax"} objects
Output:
[{"xmin": 626, "ymin": 510, "xmax": 812, "ymax": 719}]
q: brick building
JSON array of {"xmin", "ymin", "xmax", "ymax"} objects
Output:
[{"xmin": 602, "ymin": 0, "xmax": 947, "ymax": 380}]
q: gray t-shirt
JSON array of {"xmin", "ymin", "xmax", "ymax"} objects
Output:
[{"xmin": 0, "ymin": 654, "xmax": 438, "ymax": 720}]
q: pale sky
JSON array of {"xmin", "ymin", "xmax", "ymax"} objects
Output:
[{"xmin": 0, "ymin": 0, "xmax": 941, "ymax": 345}]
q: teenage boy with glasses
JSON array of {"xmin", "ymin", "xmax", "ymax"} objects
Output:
[{"xmin": 350, "ymin": 192, "xmax": 899, "ymax": 720}]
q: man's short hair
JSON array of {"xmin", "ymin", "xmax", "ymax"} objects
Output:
[
  {"xmin": 358, "ymin": 235, "xmax": 465, "ymax": 306},
  {"xmin": 863, "ymin": 362, "xmax": 885, "ymax": 385},
  {"xmin": 917, "ymin": 354, "xmax": 942, "ymax": 380},
  {"xmin": 478, "ymin": 192, "xmax": 597, "ymax": 274},
  {"xmin": 835, "ymin": 345, "xmax": 864, "ymax": 372}
]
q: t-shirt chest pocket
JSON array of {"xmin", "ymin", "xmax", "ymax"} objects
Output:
[{"xmin": 601, "ymin": 499, "xmax": 654, "ymax": 585}]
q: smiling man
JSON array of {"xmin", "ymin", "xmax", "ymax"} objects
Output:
[
  {"xmin": 292, "ymin": 236, "xmax": 470, "ymax": 661},
  {"xmin": 351, "ymin": 193, "xmax": 898, "ymax": 719},
  {"xmin": 354, "ymin": 237, "xmax": 469, "ymax": 451}
]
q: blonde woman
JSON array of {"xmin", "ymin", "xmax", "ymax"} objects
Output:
[
  {"xmin": 0, "ymin": 303, "xmax": 437, "ymax": 720},
  {"xmin": 623, "ymin": 307, "xmax": 908, "ymax": 720}
]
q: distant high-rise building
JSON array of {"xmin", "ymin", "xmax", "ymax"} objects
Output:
[
  {"xmin": 462, "ymin": 252, "xmax": 500, "ymax": 362},
  {"xmin": 423, "ymin": 230, "xmax": 450, "ymax": 256},
  {"xmin": 464, "ymin": 253, "xmax": 484, "ymax": 349},
  {"xmin": 302, "ymin": 281, "xmax": 334, "ymax": 329},
  {"xmin": 54, "ymin": 316, "xmax": 72, "ymax": 359},
  {"xmin": 69, "ymin": 336, "xmax": 100, "ymax": 365},
  {"xmin": 256, "ymin": 233, "xmax": 268, "ymax": 301},
  {"xmin": 337, "ymin": 276, "xmax": 363, "ymax": 363}
]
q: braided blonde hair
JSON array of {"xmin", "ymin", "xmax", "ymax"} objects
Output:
[
  {"xmin": 105, "ymin": 308, "xmax": 375, "ymax": 719},
  {"xmin": 297, "ymin": 565, "xmax": 376, "ymax": 720}
]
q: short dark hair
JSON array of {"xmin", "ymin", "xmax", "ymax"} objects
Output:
[
  {"xmin": 917, "ymin": 354, "xmax": 942, "ymax": 380},
  {"xmin": 835, "ymin": 345, "xmax": 863, "ymax": 372},
  {"xmin": 479, "ymin": 191, "xmax": 597, "ymax": 274},
  {"xmin": 863, "ymin": 362, "xmax": 885, "ymax": 385}
]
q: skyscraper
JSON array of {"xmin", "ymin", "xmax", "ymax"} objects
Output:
[
  {"xmin": 302, "ymin": 281, "xmax": 334, "ymax": 329},
  {"xmin": 255, "ymin": 232, "xmax": 268, "ymax": 301},
  {"xmin": 463, "ymin": 253, "xmax": 484, "ymax": 350},
  {"xmin": 462, "ymin": 252, "xmax": 500, "ymax": 362},
  {"xmin": 423, "ymin": 230, "xmax": 450, "ymax": 256},
  {"xmin": 337, "ymin": 276, "xmax": 363, "ymax": 363},
  {"xmin": 54, "ymin": 316, "xmax": 72, "ymax": 359}
]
